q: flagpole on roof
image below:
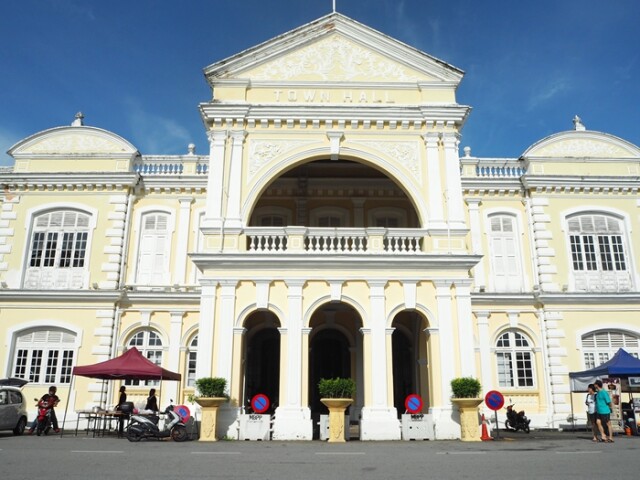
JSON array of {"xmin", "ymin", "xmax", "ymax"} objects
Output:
[{"xmin": 332, "ymin": 0, "xmax": 336, "ymax": 13}]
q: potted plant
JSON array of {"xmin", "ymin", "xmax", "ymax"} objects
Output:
[
  {"xmin": 450, "ymin": 377, "xmax": 483, "ymax": 442},
  {"xmin": 192, "ymin": 377, "xmax": 228, "ymax": 442},
  {"xmin": 318, "ymin": 377, "xmax": 355, "ymax": 443}
]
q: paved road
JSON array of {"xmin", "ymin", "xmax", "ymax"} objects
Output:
[{"xmin": 1, "ymin": 431, "xmax": 637, "ymax": 480}]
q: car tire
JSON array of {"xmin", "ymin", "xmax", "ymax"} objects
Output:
[{"xmin": 13, "ymin": 417, "xmax": 27, "ymax": 435}]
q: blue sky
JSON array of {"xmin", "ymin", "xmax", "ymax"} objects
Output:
[{"xmin": 1, "ymin": 0, "xmax": 638, "ymax": 166}]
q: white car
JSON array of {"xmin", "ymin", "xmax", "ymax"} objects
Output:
[{"xmin": 0, "ymin": 378, "xmax": 28, "ymax": 435}]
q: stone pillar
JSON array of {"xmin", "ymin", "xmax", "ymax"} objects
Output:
[
  {"xmin": 360, "ymin": 280, "xmax": 400, "ymax": 440},
  {"xmin": 231, "ymin": 327, "xmax": 246, "ymax": 407},
  {"xmin": 423, "ymin": 132, "xmax": 444, "ymax": 226},
  {"xmin": 432, "ymin": 280, "xmax": 458, "ymax": 439},
  {"xmin": 455, "ymin": 280, "xmax": 476, "ymax": 377},
  {"xmin": 466, "ymin": 198, "xmax": 485, "ymax": 288},
  {"xmin": 196, "ymin": 280, "xmax": 217, "ymax": 379},
  {"xmin": 225, "ymin": 130, "xmax": 246, "ymax": 229},
  {"xmin": 352, "ymin": 198, "xmax": 366, "ymax": 227},
  {"xmin": 442, "ymin": 132, "xmax": 465, "ymax": 227},
  {"xmin": 215, "ymin": 281, "xmax": 237, "ymax": 383},
  {"xmin": 165, "ymin": 310, "xmax": 185, "ymax": 403},
  {"xmin": 173, "ymin": 197, "xmax": 193, "ymax": 285},
  {"xmin": 205, "ymin": 130, "xmax": 227, "ymax": 226},
  {"xmin": 272, "ymin": 280, "xmax": 312, "ymax": 440},
  {"xmin": 476, "ymin": 311, "xmax": 492, "ymax": 401}
]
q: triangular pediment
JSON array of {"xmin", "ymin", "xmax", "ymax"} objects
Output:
[{"xmin": 205, "ymin": 13, "xmax": 463, "ymax": 85}]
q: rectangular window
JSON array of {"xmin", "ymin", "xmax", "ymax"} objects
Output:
[
  {"xmin": 60, "ymin": 232, "xmax": 74, "ymax": 267},
  {"xmin": 583, "ymin": 236, "xmax": 597, "ymax": 270},
  {"xmin": 570, "ymin": 235, "xmax": 583, "ymax": 270},
  {"xmin": 30, "ymin": 232, "xmax": 45, "ymax": 267},
  {"xmin": 73, "ymin": 232, "xmax": 88, "ymax": 267},
  {"xmin": 14, "ymin": 349, "xmax": 28, "ymax": 378},
  {"xmin": 60, "ymin": 351, "xmax": 74, "ymax": 383},
  {"xmin": 43, "ymin": 233, "xmax": 58, "ymax": 267},
  {"xmin": 598, "ymin": 236, "xmax": 613, "ymax": 271},
  {"xmin": 611, "ymin": 236, "xmax": 626, "ymax": 271},
  {"xmin": 45, "ymin": 350, "xmax": 59, "ymax": 383},
  {"xmin": 497, "ymin": 352, "xmax": 513, "ymax": 387},
  {"xmin": 515, "ymin": 352, "xmax": 534, "ymax": 387},
  {"xmin": 187, "ymin": 351, "xmax": 197, "ymax": 387},
  {"xmin": 29, "ymin": 350, "xmax": 43, "ymax": 383}
]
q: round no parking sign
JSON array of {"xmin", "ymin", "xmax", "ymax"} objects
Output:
[{"xmin": 404, "ymin": 394, "xmax": 423, "ymax": 414}]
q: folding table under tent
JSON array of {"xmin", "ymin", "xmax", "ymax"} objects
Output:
[{"xmin": 60, "ymin": 347, "xmax": 181, "ymax": 435}]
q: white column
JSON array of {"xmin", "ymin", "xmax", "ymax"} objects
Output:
[
  {"xmin": 433, "ymin": 280, "xmax": 458, "ymax": 439},
  {"xmin": 285, "ymin": 279, "xmax": 304, "ymax": 407},
  {"xmin": 352, "ymin": 198, "xmax": 365, "ymax": 227},
  {"xmin": 225, "ymin": 130, "xmax": 246, "ymax": 229},
  {"xmin": 215, "ymin": 280, "xmax": 237, "ymax": 384},
  {"xmin": 272, "ymin": 279, "xmax": 312, "ymax": 440},
  {"xmin": 442, "ymin": 132, "xmax": 465, "ymax": 226},
  {"xmin": 435, "ymin": 280, "xmax": 455, "ymax": 400},
  {"xmin": 455, "ymin": 280, "xmax": 476, "ymax": 377},
  {"xmin": 165, "ymin": 311, "xmax": 184, "ymax": 402},
  {"xmin": 466, "ymin": 198, "xmax": 485, "ymax": 288},
  {"xmin": 205, "ymin": 130, "xmax": 227, "ymax": 226},
  {"xmin": 196, "ymin": 280, "xmax": 218, "ymax": 379},
  {"xmin": 173, "ymin": 197, "xmax": 193, "ymax": 285},
  {"xmin": 360, "ymin": 280, "xmax": 400, "ymax": 440},
  {"xmin": 476, "ymin": 311, "xmax": 492, "ymax": 397},
  {"xmin": 423, "ymin": 132, "xmax": 444, "ymax": 226}
]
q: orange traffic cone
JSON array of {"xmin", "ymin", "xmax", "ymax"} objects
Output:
[{"xmin": 481, "ymin": 414, "xmax": 493, "ymax": 441}]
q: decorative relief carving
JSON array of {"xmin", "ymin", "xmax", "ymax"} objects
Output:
[
  {"xmin": 533, "ymin": 139, "xmax": 632, "ymax": 158},
  {"xmin": 248, "ymin": 140, "xmax": 315, "ymax": 178},
  {"xmin": 357, "ymin": 141, "xmax": 421, "ymax": 181},
  {"xmin": 248, "ymin": 35, "xmax": 422, "ymax": 82},
  {"xmin": 24, "ymin": 133, "xmax": 128, "ymax": 154}
]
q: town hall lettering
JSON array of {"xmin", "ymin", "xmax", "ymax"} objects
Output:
[{"xmin": 273, "ymin": 90, "xmax": 395, "ymax": 104}]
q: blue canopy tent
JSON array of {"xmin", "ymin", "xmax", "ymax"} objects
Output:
[{"xmin": 569, "ymin": 348, "xmax": 640, "ymax": 391}]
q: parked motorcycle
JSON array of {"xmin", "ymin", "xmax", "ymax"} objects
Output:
[
  {"xmin": 504, "ymin": 403, "xmax": 530, "ymax": 433},
  {"xmin": 126, "ymin": 401, "xmax": 188, "ymax": 442},
  {"xmin": 34, "ymin": 397, "xmax": 53, "ymax": 436}
]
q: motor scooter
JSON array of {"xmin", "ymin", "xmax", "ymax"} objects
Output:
[
  {"xmin": 34, "ymin": 397, "xmax": 53, "ymax": 436},
  {"xmin": 504, "ymin": 403, "xmax": 530, "ymax": 433},
  {"xmin": 126, "ymin": 400, "xmax": 188, "ymax": 442}
]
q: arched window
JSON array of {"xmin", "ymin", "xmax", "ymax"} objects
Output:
[
  {"xmin": 12, "ymin": 328, "xmax": 77, "ymax": 384},
  {"xmin": 567, "ymin": 213, "xmax": 632, "ymax": 292},
  {"xmin": 186, "ymin": 335, "xmax": 198, "ymax": 387},
  {"xmin": 495, "ymin": 330, "xmax": 535, "ymax": 388},
  {"xmin": 582, "ymin": 331, "xmax": 640, "ymax": 369},
  {"xmin": 24, "ymin": 210, "xmax": 91, "ymax": 289},
  {"xmin": 125, "ymin": 330, "xmax": 163, "ymax": 386},
  {"xmin": 487, "ymin": 214, "xmax": 522, "ymax": 292},
  {"xmin": 135, "ymin": 212, "xmax": 171, "ymax": 285}
]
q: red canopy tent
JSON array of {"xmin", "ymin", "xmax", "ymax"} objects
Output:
[
  {"xmin": 73, "ymin": 347, "xmax": 181, "ymax": 381},
  {"xmin": 61, "ymin": 348, "xmax": 181, "ymax": 435}
]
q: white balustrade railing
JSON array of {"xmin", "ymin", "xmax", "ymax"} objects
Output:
[{"xmin": 244, "ymin": 227, "xmax": 424, "ymax": 254}]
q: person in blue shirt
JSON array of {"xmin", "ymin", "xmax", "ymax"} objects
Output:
[{"xmin": 594, "ymin": 380, "xmax": 614, "ymax": 443}]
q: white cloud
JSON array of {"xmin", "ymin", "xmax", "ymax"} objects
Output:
[
  {"xmin": 527, "ymin": 78, "xmax": 569, "ymax": 111},
  {"xmin": 124, "ymin": 99, "xmax": 192, "ymax": 154}
]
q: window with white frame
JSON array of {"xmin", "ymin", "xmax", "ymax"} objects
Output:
[
  {"xmin": 568, "ymin": 214, "xmax": 632, "ymax": 292},
  {"xmin": 488, "ymin": 215, "xmax": 522, "ymax": 292},
  {"xmin": 495, "ymin": 330, "xmax": 535, "ymax": 388},
  {"xmin": 369, "ymin": 207, "xmax": 407, "ymax": 228},
  {"xmin": 582, "ymin": 330, "xmax": 640, "ymax": 369},
  {"xmin": 135, "ymin": 212, "xmax": 171, "ymax": 285},
  {"xmin": 186, "ymin": 335, "xmax": 198, "ymax": 387},
  {"xmin": 12, "ymin": 329, "xmax": 76, "ymax": 384},
  {"xmin": 124, "ymin": 330, "xmax": 163, "ymax": 386},
  {"xmin": 310, "ymin": 207, "xmax": 348, "ymax": 227},
  {"xmin": 24, "ymin": 210, "xmax": 91, "ymax": 289}
]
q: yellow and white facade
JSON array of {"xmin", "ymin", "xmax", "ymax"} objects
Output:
[{"xmin": 1, "ymin": 13, "xmax": 639, "ymax": 440}]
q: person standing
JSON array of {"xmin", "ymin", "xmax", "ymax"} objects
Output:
[
  {"xmin": 594, "ymin": 380, "xmax": 614, "ymax": 442},
  {"xmin": 115, "ymin": 385, "xmax": 127, "ymax": 436},
  {"xmin": 585, "ymin": 384, "xmax": 598, "ymax": 442},
  {"xmin": 145, "ymin": 388, "xmax": 159, "ymax": 413}
]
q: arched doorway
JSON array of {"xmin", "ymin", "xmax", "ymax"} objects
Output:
[
  {"xmin": 308, "ymin": 302, "xmax": 363, "ymax": 439},
  {"xmin": 391, "ymin": 311, "xmax": 430, "ymax": 417},
  {"xmin": 243, "ymin": 311, "xmax": 280, "ymax": 413}
]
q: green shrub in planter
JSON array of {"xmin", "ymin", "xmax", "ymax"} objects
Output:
[
  {"xmin": 318, "ymin": 377, "xmax": 356, "ymax": 399},
  {"xmin": 450, "ymin": 377, "xmax": 481, "ymax": 398},
  {"xmin": 194, "ymin": 377, "xmax": 228, "ymax": 399}
]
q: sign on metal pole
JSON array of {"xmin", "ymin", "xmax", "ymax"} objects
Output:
[{"xmin": 484, "ymin": 390, "xmax": 504, "ymax": 439}]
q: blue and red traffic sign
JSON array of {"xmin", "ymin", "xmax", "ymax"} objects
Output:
[
  {"xmin": 404, "ymin": 394, "xmax": 423, "ymax": 414},
  {"xmin": 484, "ymin": 390, "xmax": 505, "ymax": 411},
  {"xmin": 251, "ymin": 394, "xmax": 270, "ymax": 414}
]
